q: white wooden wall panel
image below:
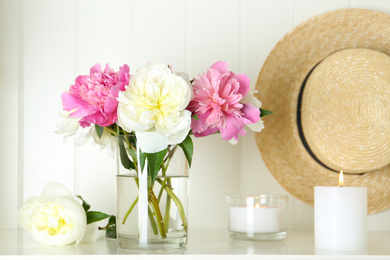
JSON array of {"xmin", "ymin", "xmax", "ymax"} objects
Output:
[
  {"xmin": 22, "ymin": 0, "xmax": 75, "ymax": 201},
  {"xmin": 77, "ymin": 0, "xmax": 131, "ymax": 69},
  {"xmin": 133, "ymin": 0, "xmax": 187, "ymax": 70},
  {"xmin": 1, "ymin": 0, "xmax": 390, "ymax": 230},
  {"xmin": 240, "ymin": 0, "xmax": 295, "ymax": 229},
  {"xmin": 352, "ymin": 0, "xmax": 390, "ymax": 13},
  {"xmin": 0, "ymin": 0, "xmax": 19, "ymax": 228},
  {"xmin": 188, "ymin": 0, "xmax": 241, "ymax": 230},
  {"xmin": 296, "ymin": 0, "xmax": 349, "ymax": 23},
  {"xmin": 189, "ymin": 0, "xmax": 241, "ymax": 74}
]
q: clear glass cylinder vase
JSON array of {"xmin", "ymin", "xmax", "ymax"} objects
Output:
[{"xmin": 115, "ymin": 135, "xmax": 189, "ymax": 251}]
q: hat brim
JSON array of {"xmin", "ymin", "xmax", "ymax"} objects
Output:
[{"xmin": 255, "ymin": 9, "xmax": 390, "ymax": 214}]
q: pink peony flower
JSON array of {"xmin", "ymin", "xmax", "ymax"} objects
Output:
[
  {"xmin": 61, "ymin": 64, "xmax": 130, "ymax": 128},
  {"xmin": 187, "ymin": 61, "xmax": 260, "ymax": 142}
]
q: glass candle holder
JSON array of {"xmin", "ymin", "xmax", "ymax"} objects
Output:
[{"xmin": 226, "ymin": 195, "xmax": 288, "ymax": 241}]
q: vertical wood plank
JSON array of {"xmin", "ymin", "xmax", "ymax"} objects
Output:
[
  {"xmin": 133, "ymin": 0, "xmax": 186, "ymax": 70},
  {"xmin": 297, "ymin": 0, "xmax": 349, "ymax": 23},
  {"xmin": 353, "ymin": 0, "xmax": 390, "ymax": 15},
  {"xmin": 76, "ymin": 0, "xmax": 131, "ymax": 215},
  {"xmin": 0, "ymin": 0, "xmax": 19, "ymax": 228},
  {"xmin": 22, "ymin": 0, "xmax": 75, "ymax": 201},
  {"xmin": 240, "ymin": 0, "xmax": 295, "ymax": 229},
  {"xmin": 77, "ymin": 0, "xmax": 131, "ymax": 70},
  {"xmin": 189, "ymin": 0, "xmax": 241, "ymax": 75},
  {"xmin": 188, "ymin": 0, "xmax": 241, "ymax": 230}
]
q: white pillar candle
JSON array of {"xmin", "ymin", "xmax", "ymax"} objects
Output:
[
  {"xmin": 315, "ymin": 171, "xmax": 367, "ymax": 251},
  {"xmin": 229, "ymin": 206, "xmax": 285, "ymax": 234}
]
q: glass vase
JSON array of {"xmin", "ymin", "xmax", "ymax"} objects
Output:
[{"xmin": 115, "ymin": 135, "xmax": 189, "ymax": 251}]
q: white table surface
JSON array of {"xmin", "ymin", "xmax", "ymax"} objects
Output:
[{"xmin": 1, "ymin": 229, "xmax": 390, "ymax": 259}]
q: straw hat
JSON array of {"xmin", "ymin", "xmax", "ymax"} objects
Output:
[{"xmin": 255, "ymin": 9, "xmax": 390, "ymax": 214}]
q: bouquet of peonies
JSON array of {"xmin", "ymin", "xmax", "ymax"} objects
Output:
[{"xmin": 57, "ymin": 61, "xmax": 271, "ymax": 241}]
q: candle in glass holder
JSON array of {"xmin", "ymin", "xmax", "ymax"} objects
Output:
[
  {"xmin": 315, "ymin": 171, "xmax": 367, "ymax": 251},
  {"xmin": 227, "ymin": 195, "xmax": 288, "ymax": 241}
]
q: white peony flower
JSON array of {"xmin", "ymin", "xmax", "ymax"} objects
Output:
[
  {"xmin": 117, "ymin": 63, "xmax": 193, "ymax": 153},
  {"xmin": 56, "ymin": 112, "xmax": 116, "ymax": 155},
  {"xmin": 18, "ymin": 183, "xmax": 86, "ymax": 246}
]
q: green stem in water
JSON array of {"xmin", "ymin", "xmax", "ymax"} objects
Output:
[
  {"xmin": 157, "ymin": 177, "xmax": 168, "ymax": 202},
  {"xmin": 121, "ymin": 178, "xmax": 158, "ymax": 235},
  {"xmin": 122, "ymin": 196, "xmax": 138, "ymax": 224},
  {"xmin": 148, "ymin": 205, "xmax": 158, "ymax": 235},
  {"xmin": 156, "ymin": 178, "xmax": 187, "ymax": 232},
  {"xmin": 149, "ymin": 190, "xmax": 167, "ymax": 238},
  {"xmin": 163, "ymin": 178, "xmax": 172, "ymax": 233}
]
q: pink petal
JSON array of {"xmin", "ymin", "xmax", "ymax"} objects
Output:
[
  {"xmin": 75, "ymin": 75, "xmax": 88, "ymax": 87},
  {"xmin": 61, "ymin": 92, "xmax": 90, "ymax": 118},
  {"xmin": 206, "ymin": 69, "xmax": 222, "ymax": 93},
  {"xmin": 118, "ymin": 64, "xmax": 130, "ymax": 84},
  {"xmin": 90, "ymin": 64, "xmax": 102, "ymax": 75},
  {"xmin": 219, "ymin": 115, "xmax": 246, "ymax": 141},
  {"xmin": 104, "ymin": 85, "xmax": 120, "ymax": 114},
  {"xmin": 191, "ymin": 116, "xmax": 207, "ymax": 133},
  {"xmin": 103, "ymin": 63, "xmax": 111, "ymax": 73},
  {"xmin": 193, "ymin": 126, "xmax": 218, "ymax": 138},
  {"xmin": 80, "ymin": 111, "xmax": 114, "ymax": 127},
  {"xmin": 210, "ymin": 61, "xmax": 229, "ymax": 74},
  {"xmin": 79, "ymin": 118, "xmax": 92, "ymax": 128},
  {"xmin": 69, "ymin": 76, "xmax": 88, "ymax": 99},
  {"xmin": 242, "ymin": 103, "xmax": 260, "ymax": 124},
  {"xmin": 234, "ymin": 73, "xmax": 250, "ymax": 97}
]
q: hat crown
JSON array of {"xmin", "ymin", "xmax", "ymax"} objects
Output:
[{"xmin": 301, "ymin": 48, "xmax": 390, "ymax": 174}]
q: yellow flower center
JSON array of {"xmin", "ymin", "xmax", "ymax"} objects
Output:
[
  {"xmin": 129, "ymin": 74, "xmax": 187, "ymax": 129},
  {"xmin": 34, "ymin": 203, "xmax": 74, "ymax": 236}
]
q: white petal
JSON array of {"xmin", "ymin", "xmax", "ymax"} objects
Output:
[
  {"xmin": 241, "ymin": 92, "xmax": 262, "ymax": 108},
  {"xmin": 92, "ymin": 128, "xmax": 116, "ymax": 156},
  {"xmin": 73, "ymin": 125, "xmax": 94, "ymax": 146},
  {"xmin": 17, "ymin": 196, "xmax": 41, "ymax": 229},
  {"xmin": 41, "ymin": 182, "xmax": 72, "ymax": 197},
  {"xmin": 229, "ymin": 138, "xmax": 238, "ymax": 145},
  {"xmin": 136, "ymin": 110, "xmax": 191, "ymax": 153},
  {"xmin": 117, "ymin": 103, "xmax": 149, "ymax": 132},
  {"xmin": 136, "ymin": 131, "xmax": 169, "ymax": 153},
  {"xmin": 55, "ymin": 116, "xmax": 79, "ymax": 136},
  {"xmin": 246, "ymin": 119, "xmax": 265, "ymax": 132},
  {"xmin": 156, "ymin": 110, "xmax": 191, "ymax": 135},
  {"xmin": 167, "ymin": 125, "xmax": 191, "ymax": 144}
]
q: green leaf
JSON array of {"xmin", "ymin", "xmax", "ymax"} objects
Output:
[
  {"xmin": 86, "ymin": 211, "xmax": 110, "ymax": 224},
  {"xmin": 126, "ymin": 148, "xmax": 137, "ymax": 159},
  {"xmin": 108, "ymin": 215, "xmax": 116, "ymax": 226},
  {"xmin": 95, "ymin": 124, "xmax": 104, "ymax": 139},
  {"xmin": 138, "ymin": 149, "xmax": 147, "ymax": 172},
  {"xmin": 105, "ymin": 216, "xmax": 117, "ymax": 239},
  {"xmin": 119, "ymin": 139, "xmax": 134, "ymax": 170},
  {"xmin": 76, "ymin": 195, "xmax": 91, "ymax": 212},
  {"xmin": 146, "ymin": 149, "xmax": 167, "ymax": 185},
  {"xmin": 260, "ymin": 108, "xmax": 273, "ymax": 117},
  {"xmin": 178, "ymin": 134, "xmax": 193, "ymax": 167}
]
